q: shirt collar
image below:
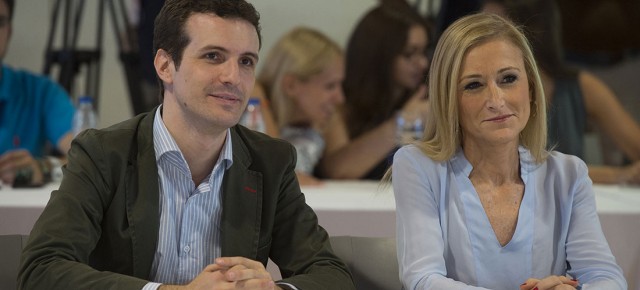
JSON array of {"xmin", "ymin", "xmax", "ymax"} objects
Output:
[
  {"xmin": 451, "ymin": 145, "xmax": 537, "ymax": 178},
  {"xmin": 153, "ymin": 105, "xmax": 234, "ymax": 170},
  {"xmin": 0, "ymin": 64, "xmax": 12, "ymax": 102}
]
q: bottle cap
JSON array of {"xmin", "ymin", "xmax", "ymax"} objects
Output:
[
  {"xmin": 248, "ymin": 98, "xmax": 260, "ymax": 105},
  {"xmin": 78, "ymin": 95, "xmax": 93, "ymax": 104}
]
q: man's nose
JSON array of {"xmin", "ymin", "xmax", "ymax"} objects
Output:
[{"xmin": 218, "ymin": 61, "xmax": 241, "ymax": 86}]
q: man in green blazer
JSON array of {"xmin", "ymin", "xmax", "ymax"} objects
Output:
[{"xmin": 18, "ymin": 1, "xmax": 355, "ymax": 289}]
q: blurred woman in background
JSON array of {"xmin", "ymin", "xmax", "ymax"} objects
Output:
[
  {"xmin": 257, "ymin": 27, "xmax": 345, "ymax": 185},
  {"xmin": 317, "ymin": 1, "xmax": 431, "ymax": 180}
]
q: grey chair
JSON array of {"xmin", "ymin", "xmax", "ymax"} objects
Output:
[
  {"xmin": 0, "ymin": 235, "xmax": 29, "ymax": 289},
  {"xmin": 330, "ymin": 236, "xmax": 402, "ymax": 290}
]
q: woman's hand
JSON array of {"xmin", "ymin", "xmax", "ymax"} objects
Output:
[
  {"xmin": 400, "ymin": 84, "xmax": 429, "ymax": 118},
  {"xmin": 520, "ymin": 276, "xmax": 578, "ymax": 290}
]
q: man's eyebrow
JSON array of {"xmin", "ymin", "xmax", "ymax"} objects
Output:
[
  {"xmin": 243, "ymin": 52, "xmax": 259, "ymax": 62},
  {"xmin": 200, "ymin": 45, "xmax": 259, "ymax": 61}
]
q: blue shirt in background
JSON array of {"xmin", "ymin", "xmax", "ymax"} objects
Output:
[{"xmin": 0, "ymin": 64, "xmax": 75, "ymax": 157}]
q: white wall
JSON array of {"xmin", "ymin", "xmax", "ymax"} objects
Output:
[{"xmin": 5, "ymin": 0, "xmax": 378, "ymax": 128}]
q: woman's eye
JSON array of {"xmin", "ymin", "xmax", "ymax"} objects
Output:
[
  {"xmin": 402, "ymin": 49, "xmax": 419, "ymax": 59},
  {"xmin": 325, "ymin": 82, "xmax": 339, "ymax": 90},
  {"xmin": 464, "ymin": 81, "xmax": 482, "ymax": 90},
  {"xmin": 502, "ymin": 74, "xmax": 517, "ymax": 84}
]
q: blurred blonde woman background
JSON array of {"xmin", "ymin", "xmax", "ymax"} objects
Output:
[{"xmin": 257, "ymin": 27, "xmax": 345, "ymax": 185}]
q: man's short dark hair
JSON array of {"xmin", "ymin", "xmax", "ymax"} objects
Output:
[
  {"xmin": 153, "ymin": 0, "xmax": 261, "ymax": 69},
  {"xmin": 153, "ymin": 0, "xmax": 261, "ymax": 100}
]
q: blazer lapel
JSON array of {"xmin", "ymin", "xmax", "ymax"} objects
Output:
[
  {"xmin": 220, "ymin": 127, "xmax": 262, "ymax": 259},
  {"xmin": 125, "ymin": 109, "xmax": 160, "ymax": 278}
]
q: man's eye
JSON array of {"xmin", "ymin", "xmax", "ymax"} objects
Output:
[
  {"xmin": 205, "ymin": 52, "xmax": 221, "ymax": 61},
  {"xmin": 239, "ymin": 57, "xmax": 255, "ymax": 67},
  {"xmin": 464, "ymin": 81, "xmax": 482, "ymax": 90}
]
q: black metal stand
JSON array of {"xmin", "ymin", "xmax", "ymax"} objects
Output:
[{"xmin": 42, "ymin": 0, "xmax": 144, "ymax": 113}]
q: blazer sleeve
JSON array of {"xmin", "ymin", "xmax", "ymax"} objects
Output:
[{"xmin": 18, "ymin": 129, "xmax": 149, "ymax": 290}]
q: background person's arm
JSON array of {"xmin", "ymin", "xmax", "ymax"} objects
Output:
[
  {"xmin": 586, "ymin": 162, "xmax": 640, "ymax": 185},
  {"xmin": 580, "ymin": 71, "xmax": 640, "ymax": 184},
  {"xmin": 318, "ymin": 112, "xmax": 397, "ymax": 179},
  {"xmin": 580, "ymin": 71, "xmax": 640, "ymax": 161},
  {"xmin": 318, "ymin": 85, "xmax": 429, "ymax": 179}
]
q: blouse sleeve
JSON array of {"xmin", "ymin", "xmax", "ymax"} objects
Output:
[
  {"xmin": 565, "ymin": 161, "xmax": 627, "ymax": 290},
  {"xmin": 392, "ymin": 146, "xmax": 491, "ymax": 290}
]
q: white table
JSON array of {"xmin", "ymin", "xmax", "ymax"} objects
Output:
[
  {"xmin": 303, "ymin": 181, "xmax": 640, "ymax": 290},
  {"xmin": 0, "ymin": 182, "xmax": 60, "ymax": 236},
  {"xmin": 1, "ymin": 181, "xmax": 639, "ymax": 288}
]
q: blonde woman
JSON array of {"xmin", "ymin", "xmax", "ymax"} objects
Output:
[
  {"xmin": 392, "ymin": 13, "xmax": 626, "ymax": 289},
  {"xmin": 258, "ymin": 27, "xmax": 344, "ymax": 185}
]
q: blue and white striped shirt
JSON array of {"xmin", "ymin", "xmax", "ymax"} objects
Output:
[{"xmin": 143, "ymin": 108, "xmax": 233, "ymax": 290}]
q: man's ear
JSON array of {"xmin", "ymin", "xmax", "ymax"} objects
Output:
[{"xmin": 154, "ymin": 49, "xmax": 174, "ymax": 84}]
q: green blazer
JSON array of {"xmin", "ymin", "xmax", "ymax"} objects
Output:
[{"xmin": 19, "ymin": 109, "xmax": 355, "ymax": 290}]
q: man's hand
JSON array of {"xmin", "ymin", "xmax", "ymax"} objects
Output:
[
  {"xmin": 0, "ymin": 149, "xmax": 43, "ymax": 186},
  {"xmin": 520, "ymin": 276, "xmax": 578, "ymax": 290},
  {"xmin": 215, "ymin": 257, "xmax": 275, "ymax": 289},
  {"xmin": 159, "ymin": 257, "xmax": 277, "ymax": 290}
]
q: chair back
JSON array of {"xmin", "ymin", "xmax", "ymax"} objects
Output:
[
  {"xmin": 0, "ymin": 235, "xmax": 29, "ymax": 289},
  {"xmin": 330, "ymin": 236, "xmax": 402, "ymax": 290}
]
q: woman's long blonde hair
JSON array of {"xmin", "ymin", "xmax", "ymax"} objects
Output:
[
  {"xmin": 382, "ymin": 13, "xmax": 548, "ymax": 184},
  {"xmin": 421, "ymin": 12, "xmax": 548, "ymax": 163}
]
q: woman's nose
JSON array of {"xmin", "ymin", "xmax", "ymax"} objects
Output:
[{"xmin": 486, "ymin": 83, "xmax": 506, "ymax": 109}]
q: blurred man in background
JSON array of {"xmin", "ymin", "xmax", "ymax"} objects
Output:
[{"xmin": 0, "ymin": 0, "xmax": 74, "ymax": 187}]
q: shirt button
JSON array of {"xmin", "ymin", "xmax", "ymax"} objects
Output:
[{"xmin": 183, "ymin": 245, "xmax": 191, "ymax": 253}]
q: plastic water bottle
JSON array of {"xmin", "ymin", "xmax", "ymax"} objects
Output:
[
  {"xmin": 239, "ymin": 98, "xmax": 266, "ymax": 133},
  {"xmin": 73, "ymin": 96, "xmax": 98, "ymax": 136}
]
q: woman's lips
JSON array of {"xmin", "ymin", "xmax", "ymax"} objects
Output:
[{"xmin": 485, "ymin": 114, "xmax": 514, "ymax": 122}]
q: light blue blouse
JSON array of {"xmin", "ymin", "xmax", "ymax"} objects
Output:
[{"xmin": 392, "ymin": 145, "xmax": 626, "ymax": 290}]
